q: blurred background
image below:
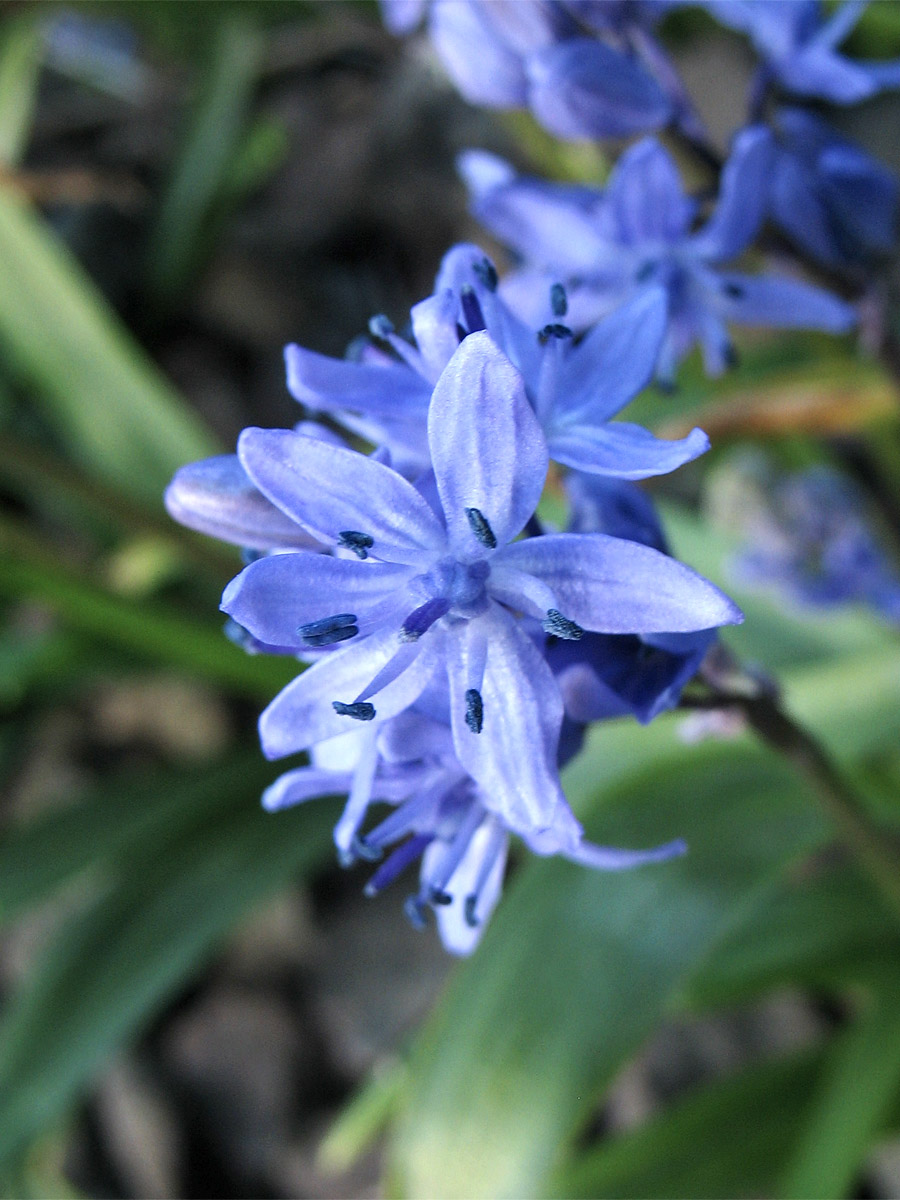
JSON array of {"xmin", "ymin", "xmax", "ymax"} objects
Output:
[{"xmin": 3, "ymin": 2, "xmax": 900, "ymax": 1197}]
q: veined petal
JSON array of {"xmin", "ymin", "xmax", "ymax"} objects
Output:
[
  {"xmin": 446, "ymin": 608, "xmax": 581, "ymax": 848},
  {"xmin": 428, "ymin": 332, "xmax": 548, "ymax": 550},
  {"xmin": 427, "ymin": 821, "xmax": 508, "ymax": 955},
  {"xmin": 553, "ymin": 288, "xmax": 667, "ymax": 424},
  {"xmin": 712, "ymin": 272, "xmax": 856, "ymax": 332},
  {"xmin": 259, "ymin": 625, "xmax": 440, "ymax": 759},
  {"xmin": 527, "ymin": 39, "xmax": 672, "ymax": 140},
  {"xmin": 605, "ymin": 137, "xmax": 694, "ymax": 243},
  {"xmin": 549, "ymin": 421, "xmax": 710, "ymax": 480},
  {"xmin": 498, "ymin": 532, "xmax": 744, "ymax": 632},
  {"xmin": 690, "ymin": 125, "xmax": 772, "ymax": 261},
  {"xmin": 164, "ymin": 455, "xmax": 320, "ymax": 550},
  {"xmin": 238, "ymin": 427, "xmax": 446, "ymax": 564},
  {"xmin": 284, "ymin": 344, "xmax": 431, "ymax": 418},
  {"xmin": 221, "ymin": 552, "xmax": 413, "ymax": 648}
]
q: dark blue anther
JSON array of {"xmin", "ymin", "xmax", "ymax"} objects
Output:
[
  {"xmin": 465, "ymin": 507, "xmax": 496, "ymax": 549},
  {"xmin": 465, "ymin": 688, "xmax": 484, "ymax": 734},
  {"xmin": 240, "ymin": 547, "xmax": 265, "ymax": 565},
  {"xmin": 550, "ymin": 282, "xmax": 568, "ymax": 317},
  {"xmin": 464, "ymin": 894, "xmax": 480, "ymax": 928},
  {"xmin": 338, "ymin": 530, "xmax": 374, "ymax": 559},
  {"xmin": 368, "ymin": 314, "xmax": 394, "ymax": 339},
  {"xmin": 299, "ymin": 613, "xmax": 359, "ymax": 647},
  {"xmin": 721, "ymin": 281, "xmax": 745, "ymax": 299},
  {"xmin": 473, "ymin": 257, "xmax": 499, "ymax": 292},
  {"xmin": 429, "ymin": 886, "xmax": 453, "ymax": 906},
  {"xmin": 403, "ymin": 895, "xmax": 430, "ymax": 930},
  {"xmin": 636, "ymin": 260, "xmax": 657, "ymax": 282},
  {"xmin": 332, "ymin": 700, "xmax": 376, "ymax": 721},
  {"xmin": 543, "ymin": 609, "xmax": 585, "ymax": 640},
  {"xmin": 539, "ymin": 323, "xmax": 573, "ymax": 341},
  {"xmin": 723, "ymin": 343, "xmax": 740, "ymax": 369},
  {"xmin": 460, "ymin": 285, "xmax": 486, "ymax": 334},
  {"xmin": 401, "ymin": 597, "xmax": 450, "ymax": 642}
]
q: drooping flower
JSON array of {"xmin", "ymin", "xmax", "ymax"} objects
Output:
[
  {"xmin": 706, "ymin": 0, "xmax": 900, "ymax": 106},
  {"xmin": 262, "ymin": 704, "xmax": 685, "ymax": 955},
  {"xmin": 222, "ymin": 333, "xmax": 742, "ymax": 843},
  {"xmin": 768, "ymin": 107, "xmax": 897, "ymax": 269},
  {"xmin": 380, "ymin": 0, "xmax": 674, "ymax": 139},
  {"xmin": 462, "ymin": 130, "xmax": 857, "ymax": 382},
  {"xmin": 287, "ymin": 242, "xmax": 709, "ymax": 480}
]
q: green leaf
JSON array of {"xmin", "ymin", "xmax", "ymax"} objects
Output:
[
  {"xmin": 0, "ymin": 14, "xmax": 42, "ymax": 166},
  {"xmin": 386, "ymin": 735, "xmax": 825, "ymax": 1199},
  {"xmin": 0, "ymin": 186, "xmax": 217, "ymax": 501},
  {"xmin": 549, "ymin": 1049, "xmax": 829, "ymax": 1199},
  {"xmin": 779, "ymin": 974, "xmax": 900, "ymax": 1200},
  {"xmin": 0, "ymin": 780, "xmax": 337, "ymax": 1168},
  {"xmin": 144, "ymin": 14, "xmax": 264, "ymax": 307}
]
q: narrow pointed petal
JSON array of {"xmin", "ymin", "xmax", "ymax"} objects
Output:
[
  {"xmin": 713, "ymin": 272, "xmax": 856, "ymax": 333},
  {"xmin": 164, "ymin": 455, "xmax": 320, "ymax": 550},
  {"xmin": 429, "ymin": 0, "xmax": 529, "ymax": 107},
  {"xmin": 259, "ymin": 625, "xmax": 440, "ymax": 759},
  {"xmin": 428, "ymin": 332, "xmax": 548, "ymax": 550},
  {"xmin": 262, "ymin": 766, "xmax": 353, "ymax": 812},
  {"xmin": 690, "ymin": 125, "xmax": 772, "ymax": 261},
  {"xmin": 561, "ymin": 836, "xmax": 687, "ymax": 869},
  {"xmin": 238, "ymin": 428, "xmax": 446, "ymax": 563},
  {"xmin": 284, "ymin": 344, "xmax": 430, "ymax": 419},
  {"xmin": 549, "ymin": 422, "xmax": 709, "ymax": 480},
  {"xmin": 527, "ymin": 39, "xmax": 672, "ymax": 140},
  {"xmin": 553, "ymin": 288, "xmax": 668, "ymax": 424},
  {"xmin": 498, "ymin": 533, "xmax": 744, "ymax": 632},
  {"xmin": 606, "ymin": 137, "xmax": 694, "ymax": 243},
  {"xmin": 447, "ymin": 609, "xmax": 581, "ymax": 848},
  {"xmin": 221, "ymin": 552, "xmax": 412, "ymax": 648}
]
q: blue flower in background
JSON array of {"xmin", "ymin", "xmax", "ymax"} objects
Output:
[
  {"xmin": 380, "ymin": 0, "xmax": 673, "ymax": 139},
  {"xmin": 706, "ymin": 0, "xmax": 900, "ymax": 105},
  {"xmin": 261, "ymin": 705, "xmax": 685, "ymax": 955},
  {"xmin": 713, "ymin": 456, "xmax": 900, "ymax": 623},
  {"xmin": 220, "ymin": 333, "xmax": 742, "ymax": 844},
  {"xmin": 462, "ymin": 129, "xmax": 856, "ymax": 382},
  {"xmin": 287, "ymin": 242, "xmax": 709, "ymax": 480},
  {"xmin": 769, "ymin": 107, "xmax": 898, "ymax": 268}
]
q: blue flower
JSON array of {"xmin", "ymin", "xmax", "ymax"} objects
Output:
[
  {"xmin": 707, "ymin": 0, "xmax": 900, "ymax": 105},
  {"xmin": 768, "ymin": 107, "xmax": 898, "ymax": 268},
  {"xmin": 462, "ymin": 131, "xmax": 856, "ymax": 382},
  {"xmin": 715, "ymin": 456, "xmax": 900, "ymax": 623},
  {"xmin": 380, "ymin": 0, "xmax": 673, "ymax": 139},
  {"xmin": 261, "ymin": 706, "xmax": 686, "ymax": 955},
  {"xmin": 222, "ymin": 333, "xmax": 742, "ymax": 841},
  {"xmin": 287, "ymin": 242, "xmax": 709, "ymax": 480}
]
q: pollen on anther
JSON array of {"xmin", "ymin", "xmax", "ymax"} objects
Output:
[
  {"xmin": 543, "ymin": 608, "xmax": 585, "ymax": 640},
  {"xmin": 338, "ymin": 530, "xmax": 374, "ymax": 559},
  {"xmin": 465, "ymin": 507, "xmax": 496, "ymax": 549},
  {"xmin": 332, "ymin": 700, "xmax": 376, "ymax": 721},
  {"xmin": 465, "ymin": 688, "xmax": 484, "ymax": 734}
]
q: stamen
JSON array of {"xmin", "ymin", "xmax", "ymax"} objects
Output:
[
  {"xmin": 362, "ymin": 832, "xmax": 434, "ymax": 896},
  {"xmin": 464, "ymin": 894, "xmax": 480, "ymax": 928},
  {"xmin": 299, "ymin": 613, "xmax": 359, "ymax": 646},
  {"xmin": 240, "ymin": 547, "xmax": 264, "ymax": 565},
  {"xmin": 543, "ymin": 608, "xmax": 585, "ymax": 640},
  {"xmin": 368, "ymin": 314, "xmax": 394, "ymax": 339},
  {"xmin": 636, "ymin": 260, "xmax": 656, "ymax": 282},
  {"xmin": 723, "ymin": 343, "xmax": 740, "ymax": 369},
  {"xmin": 721, "ymin": 281, "xmax": 745, "ymax": 299},
  {"xmin": 539, "ymin": 323, "xmax": 573, "ymax": 341},
  {"xmin": 473, "ymin": 257, "xmax": 499, "ymax": 292},
  {"xmin": 465, "ymin": 506, "xmax": 497, "ymax": 549},
  {"xmin": 403, "ymin": 894, "xmax": 430, "ymax": 930},
  {"xmin": 338, "ymin": 530, "xmax": 374, "ymax": 559},
  {"xmin": 465, "ymin": 688, "xmax": 483, "ymax": 734},
  {"xmin": 550, "ymin": 282, "xmax": 568, "ymax": 317},
  {"xmin": 400, "ymin": 597, "xmax": 450, "ymax": 642},
  {"xmin": 429, "ymin": 886, "xmax": 453, "ymax": 906},
  {"xmin": 351, "ymin": 834, "xmax": 383, "ymax": 862},
  {"xmin": 460, "ymin": 285, "xmax": 486, "ymax": 334},
  {"xmin": 332, "ymin": 700, "xmax": 376, "ymax": 721}
]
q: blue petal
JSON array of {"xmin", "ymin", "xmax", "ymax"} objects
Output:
[
  {"xmin": 561, "ymin": 836, "xmax": 687, "ymax": 869},
  {"xmin": 549, "ymin": 421, "xmax": 710, "ymax": 480},
  {"xmin": 527, "ymin": 38, "xmax": 672, "ymax": 140},
  {"xmin": 690, "ymin": 125, "xmax": 772, "ymax": 262},
  {"xmin": 284, "ymin": 344, "xmax": 430, "ymax": 419},
  {"xmin": 605, "ymin": 137, "xmax": 694, "ymax": 244},
  {"xmin": 498, "ymin": 532, "xmax": 744, "ymax": 632},
  {"xmin": 379, "ymin": 0, "xmax": 426, "ymax": 34},
  {"xmin": 713, "ymin": 271, "xmax": 856, "ymax": 333},
  {"xmin": 164, "ymin": 455, "xmax": 320, "ymax": 550},
  {"xmin": 238, "ymin": 428, "xmax": 446, "ymax": 564},
  {"xmin": 262, "ymin": 765, "xmax": 353, "ymax": 812},
  {"xmin": 551, "ymin": 288, "xmax": 668, "ymax": 424},
  {"xmin": 259, "ymin": 625, "xmax": 440, "ymax": 759},
  {"xmin": 221, "ymin": 552, "xmax": 413, "ymax": 648},
  {"xmin": 428, "ymin": 332, "xmax": 548, "ymax": 550},
  {"xmin": 429, "ymin": 0, "xmax": 530, "ymax": 107},
  {"xmin": 426, "ymin": 821, "xmax": 508, "ymax": 955}
]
